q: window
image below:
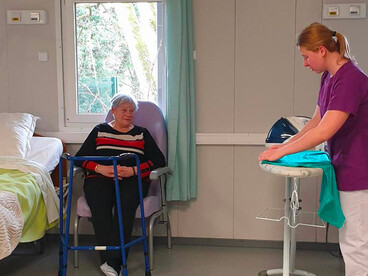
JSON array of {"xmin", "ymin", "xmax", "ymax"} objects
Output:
[{"xmin": 61, "ymin": 0, "xmax": 165, "ymax": 126}]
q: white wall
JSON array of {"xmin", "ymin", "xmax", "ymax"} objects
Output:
[{"xmin": 1, "ymin": 0, "xmax": 368, "ymax": 243}]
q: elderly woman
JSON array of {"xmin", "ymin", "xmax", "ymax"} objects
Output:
[{"xmin": 75, "ymin": 93, "xmax": 165, "ymax": 276}]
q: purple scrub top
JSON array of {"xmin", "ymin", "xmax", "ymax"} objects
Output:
[{"xmin": 318, "ymin": 60, "xmax": 368, "ymax": 191}]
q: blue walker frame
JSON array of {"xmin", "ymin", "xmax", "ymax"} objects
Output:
[{"xmin": 58, "ymin": 153, "xmax": 151, "ymax": 276}]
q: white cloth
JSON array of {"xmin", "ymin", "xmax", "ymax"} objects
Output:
[
  {"xmin": 0, "ymin": 156, "xmax": 60, "ymax": 224},
  {"xmin": 0, "ymin": 191, "xmax": 23, "ymax": 260},
  {"xmin": 339, "ymin": 190, "xmax": 368, "ymax": 276}
]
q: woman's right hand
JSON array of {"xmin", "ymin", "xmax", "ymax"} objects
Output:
[{"xmin": 95, "ymin": 164, "xmax": 123, "ymax": 180}]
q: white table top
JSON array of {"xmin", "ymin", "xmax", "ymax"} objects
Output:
[{"xmin": 259, "ymin": 162, "xmax": 323, "ymax": 178}]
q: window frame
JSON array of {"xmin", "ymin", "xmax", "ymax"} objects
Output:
[{"xmin": 60, "ymin": 0, "xmax": 166, "ymax": 127}]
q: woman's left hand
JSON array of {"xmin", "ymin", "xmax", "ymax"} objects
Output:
[
  {"xmin": 117, "ymin": 166, "xmax": 136, "ymax": 178},
  {"xmin": 258, "ymin": 148, "xmax": 285, "ymax": 162}
]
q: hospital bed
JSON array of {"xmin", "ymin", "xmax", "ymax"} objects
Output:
[{"xmin": 0, "ymin": 113, "xmax": 63, "ymax": 260}]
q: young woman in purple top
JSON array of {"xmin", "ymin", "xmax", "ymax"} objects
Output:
[{"xmin": 259, "ymin": 22, "xmax": 368, "ymax": 275}]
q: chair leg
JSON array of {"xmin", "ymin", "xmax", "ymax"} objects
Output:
[
  {"xmin": 149, "ymin": 219, "xmax": 154, "ymax": 271},
  {"xmin": 73, "ymin": 215, "xmax": 81, "ymax": 268},
  {"xmin": 148, "ymin": 212, "xmax": 161, "ymax": 271},
  {"xmin": 166, "ymin": 217, "xmax": 172, "ymax": 249}
]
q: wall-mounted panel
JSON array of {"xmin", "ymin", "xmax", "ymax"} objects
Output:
[
  {"xmin": 235, "ymin": 0, "xmax": 296, "ymax": 133},
  {"xmin": 194, "ymin": 0, "xmax": 235, "ymax": 133}
]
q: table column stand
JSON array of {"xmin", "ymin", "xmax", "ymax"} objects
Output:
[{"xmin": 262, "ymin": 177, "xmax": 315, "ymax": 276}]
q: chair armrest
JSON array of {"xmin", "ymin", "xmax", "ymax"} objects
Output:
[
  {"xmin": 73, "ymin": 166, "xmax": 84, "ymax": 177},
  {"xmin": 149, "ymin": 166, "xmax": 172, "ymax": 180}
]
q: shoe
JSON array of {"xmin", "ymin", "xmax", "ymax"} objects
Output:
[{"xmin": 100, "ymin": 262, "xmax": 119, "ymax": 276}]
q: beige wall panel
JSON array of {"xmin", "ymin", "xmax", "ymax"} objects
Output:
[
  {"xmin": 0, "ymin": 1, "xmax": 9, "ymax": 112},
  {"xmin": 193, "ymin": 0, "xmax": 235, "ymax": 133},
  {"xmin": 235, "ymin": 0, "xmax": 295, "ymax": 133},
  {"xmin": 5, "ymin": 0, "xmax": 58, "ymax": 131},
  {"xmin": 177, "ymin": 146, "xmax": 234, "ymax": 238},
  {"xmin": 295, "ymin": 177, "xmax": 319, "ymax": 242},
  {"xmin": 234, "ymin": 146, "xmax": 284, "ymax": 240},
  {"xmin": 317, "ymin": 223, "xmax": 339, "ymax": 243},
  {"xmin": 294, "ymin": 0, "xmax": 322, "ymax": 117}
]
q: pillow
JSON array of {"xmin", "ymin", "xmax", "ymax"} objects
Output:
[{"xmin": 0, "ymin": 113, "xmax": 39, "ymax": 158}]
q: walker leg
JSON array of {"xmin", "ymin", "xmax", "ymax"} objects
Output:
[
  {"xmin": 149, "ymin": 216, "xmax": 155, "ymax": 270},
  {"xmin": 113, "ymin": 160, "xmax": 128, "ymax": 276},
  {"xmin": 142, "ymin": 214, "xmax": 150, "ymax": 273},
  {"xmin": 60, "ymin": 161, "xmax": 75, "ymax": 276}
]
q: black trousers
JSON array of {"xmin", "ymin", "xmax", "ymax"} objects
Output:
[{"xmin": 83, "ymin": 175, "xmax": 148, "ymax": 267}]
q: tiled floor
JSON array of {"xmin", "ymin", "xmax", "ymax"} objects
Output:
[{"xmin": 0, "ymin": 236, "xmax": 345, "ymax": 276}]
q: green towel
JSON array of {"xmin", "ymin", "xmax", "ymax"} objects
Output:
[{"xmin": 262, "ymin": 151, "xmax": 345, "ymax": 228}]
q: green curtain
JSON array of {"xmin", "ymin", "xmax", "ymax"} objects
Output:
[{"xmin": 165, "ymin": 0, "xmax": 197, "ymax": 201}]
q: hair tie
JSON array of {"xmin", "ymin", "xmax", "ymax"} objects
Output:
[{"xmin": 332, "ymin": 31, "xmax": 337, "ymax": 42}]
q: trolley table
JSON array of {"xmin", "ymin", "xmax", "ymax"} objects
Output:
[{"xmin": 257, "ymin": 163, "xmax": 325, "ymax": 276}]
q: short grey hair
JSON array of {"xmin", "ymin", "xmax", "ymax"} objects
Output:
[{"xmin": 110, "ymin": 93, "xmax": 138, "ymax": 111}]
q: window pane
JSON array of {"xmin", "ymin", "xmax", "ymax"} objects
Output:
[{"xmin": 75, "ymin": 2, "xmax": 161, "ymax": 114}]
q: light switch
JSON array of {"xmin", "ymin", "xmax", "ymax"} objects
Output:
[{"xmin": 38, "ymin": 52, "xmax": 48, "ymax": 62}]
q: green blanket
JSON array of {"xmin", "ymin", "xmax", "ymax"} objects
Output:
[{"xmin": 0, "ymin": 168, "xmax": 53, "ymax": 242}]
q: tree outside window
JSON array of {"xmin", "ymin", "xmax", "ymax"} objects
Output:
[{"xmin": 75, "ymin": 2, "xmax": 162, "ymax": 115}]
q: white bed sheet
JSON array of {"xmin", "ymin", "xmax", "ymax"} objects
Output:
[{"xmin": 27, "ymin": 137, "xmax": 63, "ymax": 173}]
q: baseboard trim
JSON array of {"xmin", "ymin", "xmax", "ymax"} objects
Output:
[{"xmin": 45, "ymin": 234, "xmax": 339, "ymax": 251}]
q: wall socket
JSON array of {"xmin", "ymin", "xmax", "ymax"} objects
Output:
[{"xmin": 323, "ymin": 3, "xmax": 366, "ymax": 19}]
